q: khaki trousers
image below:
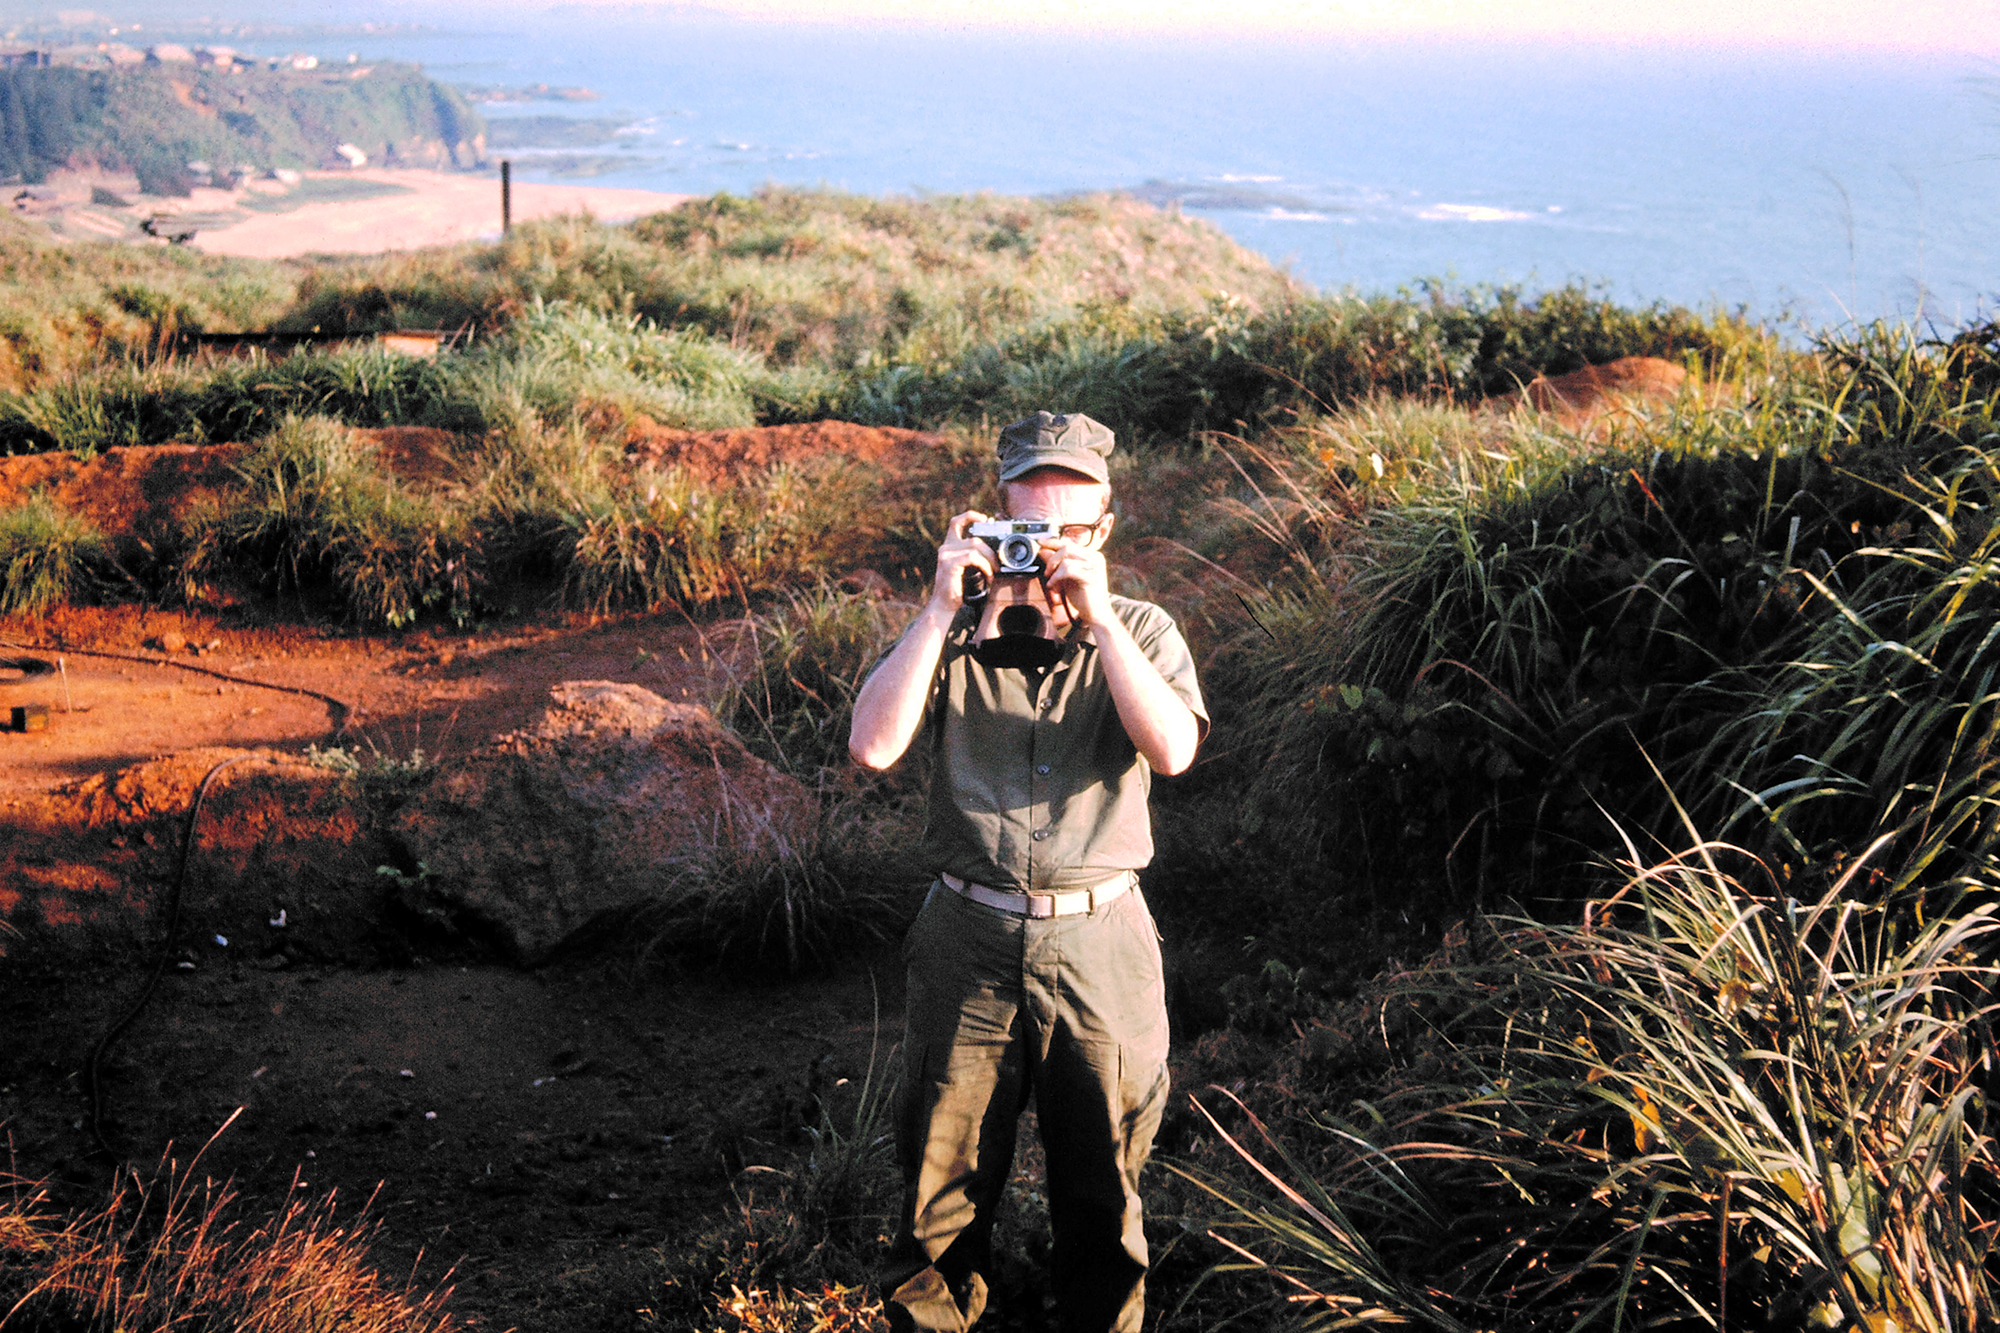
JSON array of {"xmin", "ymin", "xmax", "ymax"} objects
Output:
[{"xmin": 885, "ymin": 880, "xmax": 1171, "ymax": 1333}]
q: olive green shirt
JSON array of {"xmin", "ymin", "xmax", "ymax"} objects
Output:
[{"xmin": 880, "ymin": 594, "xmax": 1208, "ymax": 893}]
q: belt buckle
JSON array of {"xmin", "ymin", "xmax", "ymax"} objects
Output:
[{"xmin": 1024, "ymin": 891, "xmax": 1056, "ymax": 919}]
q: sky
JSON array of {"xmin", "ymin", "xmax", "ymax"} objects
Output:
[{"xmin": 549, "ymin": 0, "xmax": 2000, "ymax": 53}]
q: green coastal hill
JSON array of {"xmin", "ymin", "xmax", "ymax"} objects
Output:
[{"xmin": 0, "ymin": 59, "xmax": 486, "ymax": 193}]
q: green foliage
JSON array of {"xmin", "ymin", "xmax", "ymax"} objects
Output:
[
  {"xmin": 0, "ymin": 62, "xmax": 484, "ymax": 186},
  {"xmin": 0, "ymin": 67, "xmax": 103, "ymax": 185},
  {"xmin": 304, "ymin": 741, "xmax": 437, "ymax": 805},
  {"xmin": 0, "ymin": 491, "xmax": 107, "ymax": 614}
]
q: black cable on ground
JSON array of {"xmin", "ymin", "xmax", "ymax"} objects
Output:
[
  {"xmin": 0, "ymin": 639, "xmax": 353, "ymax": 738},
  {"xmin": 83, "ymin": 753, "xmax": 269, "ymax": 1161}
]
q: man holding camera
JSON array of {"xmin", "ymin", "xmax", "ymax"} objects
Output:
[{"xmin": 850, "ymin": 411, "xmax": 1207, "ymax": 1332}]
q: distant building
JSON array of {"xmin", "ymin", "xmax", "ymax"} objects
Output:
[
  {"xmin": 145, "ymin": 43, "xmax": 194, "ymax": 63},
  {"xmin": 0, "ymin": 45, "xmax": 50, "ymax": 67},
  {"xmin": 102, "ymin": 43, "xmax": 143, "ymax": 66},
  {"xmin": 287, "ymin": 53, "xmax": 317, "ymax": 70},
  {"xmin": 194, "ymin": 45, "xmax": 237, "ymax": 67},
  {"xmin": 333, "ymin": 143, "xmax": 367, "ymax": 168}
]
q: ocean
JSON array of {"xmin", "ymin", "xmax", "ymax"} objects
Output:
[{"xmin": 89, "ymin": 5, "xmax": 2000, "ymax": 330}]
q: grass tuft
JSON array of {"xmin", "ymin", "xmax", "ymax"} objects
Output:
[{"xmin": 0, "ymin": 491, "xmax": 108, "ymax": 615}]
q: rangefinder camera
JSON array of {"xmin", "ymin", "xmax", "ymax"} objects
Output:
[{"xmin": 968, "ymin": 519, "xmax": 1060, "ymax": 576}]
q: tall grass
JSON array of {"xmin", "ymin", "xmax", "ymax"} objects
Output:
[
  {"xmin": 711, "ymin": 586, "xmax": 922, "ymax": 779},
  {"xmin": 0, "ymin": 219, "xmax": 293, "ymax": 394},
  {"xmin": 0, "ymin": 303, "xmax": 769, "ymax": 455},
  {"xmin": 1201, "ymin": 318, "xmax": 2000, "ymax": 912},
  {"xmin": 2, "ymin": 194, "xmax": 1758, "ymax": 461},
  {"xmin": 291, "ymin": 191, "xmax": 1298, "ymax": 370},
  {"xmin": 176, "ymin": 416, "xmax": 477, "ymax": 627},
  {"xmin": 0, "ymin": 491, "xmax": 108, "ymax": 614},
  {"xmin": 557, "ymin": 460, "xmax": 877, "ymax": 615},
  {"xmin": 1179, "ymin": 832, "xmax": 2000, "ymax": 1330}
]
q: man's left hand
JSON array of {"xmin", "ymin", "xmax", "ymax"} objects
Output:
[{"xmin": 1044, "ymin": 538, "xmax": 1114, "ymax": 628}]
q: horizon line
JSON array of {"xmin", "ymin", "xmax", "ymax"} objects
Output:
[{"xmin": 532, "ymin": 0, "xmax": 2000, "ymax": 57}]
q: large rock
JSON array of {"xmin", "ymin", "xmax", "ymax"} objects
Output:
[{"xmin": 392, "ymin": 681, "xmax": 814, "ymax": 963}]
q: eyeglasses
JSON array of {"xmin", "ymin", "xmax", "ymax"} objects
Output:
[{"xmin": 1000, "ymin": 514, "xmax": 1108, "ymax": 543}]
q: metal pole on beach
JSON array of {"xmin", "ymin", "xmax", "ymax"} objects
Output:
[{"xmin": 501, "ymin": 160, "xmax": 512, "ymax": 235}]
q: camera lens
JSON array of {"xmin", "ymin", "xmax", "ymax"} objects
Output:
[{"xmin": 999, "ymin": 535, "xmax": 1037, "ymax": 569}]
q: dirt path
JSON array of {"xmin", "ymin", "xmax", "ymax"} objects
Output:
[{"xmin": 0, "ymin": 605, "xmax": 736, "ymax": 799}]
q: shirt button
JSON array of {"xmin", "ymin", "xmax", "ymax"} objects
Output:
[
  {"xmin": 1032, "ymin": 829, "xmax": 1049, "ymax": 841},
  {"xmin": 1036, "ymin": 764, "xmax": 1050, "ymax": 775},
  {"xmin": 1039, "ymin": 698, "xmax": 1054, "ymax": 711}
]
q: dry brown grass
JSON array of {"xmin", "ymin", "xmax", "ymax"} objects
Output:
[{"xmin": 0, "ymin": 1118, "xmax": 459, "ymax": 1333}]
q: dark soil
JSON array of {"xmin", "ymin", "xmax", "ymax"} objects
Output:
[{"xmin": 1, "ymin": 945, "xmax": 901, "ymax": 1331}]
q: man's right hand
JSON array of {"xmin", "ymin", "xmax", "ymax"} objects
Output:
[
  {"xmin": 930, "ymin": 510, "xmax": 996, "ymax": 616},
  {"xmin": 852, "ymin": 509, "xmax": 994, "ymax": 770}
]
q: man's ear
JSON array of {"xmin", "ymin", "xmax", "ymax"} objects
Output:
[{"xmin": 1098, "ymin": 511, "xmax": 1116, "ymax": 543}]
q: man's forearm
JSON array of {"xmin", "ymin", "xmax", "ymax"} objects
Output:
[
  {"xmin": 1089, "ymin": 614, "xmax": 1200, "ymax": 775},
  {"xmin": 849, "ymin": 604, "xmax": 954, "ymax": 770}
]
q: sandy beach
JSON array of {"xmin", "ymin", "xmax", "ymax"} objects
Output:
[
  {"xmin": 190, "ymin": 169, "xmax": 689, "ymax": 258},
  {"xmin": 16, "ymin": 168, "xmax": 687, "ymax": 259}
]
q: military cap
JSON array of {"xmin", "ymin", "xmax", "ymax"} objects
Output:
[{"xmin": 996, "ymin": 411, "xmax": 1114, "ymax": 485}]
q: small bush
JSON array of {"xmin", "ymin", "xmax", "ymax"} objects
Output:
[{"xmin": 0, "ymin": 492, "xmax": 108, "ymax": 614}]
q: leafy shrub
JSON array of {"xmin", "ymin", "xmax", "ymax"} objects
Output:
[{"xmin": 0, "ymin": 492, "xmax": 108, "ymax": 614}]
